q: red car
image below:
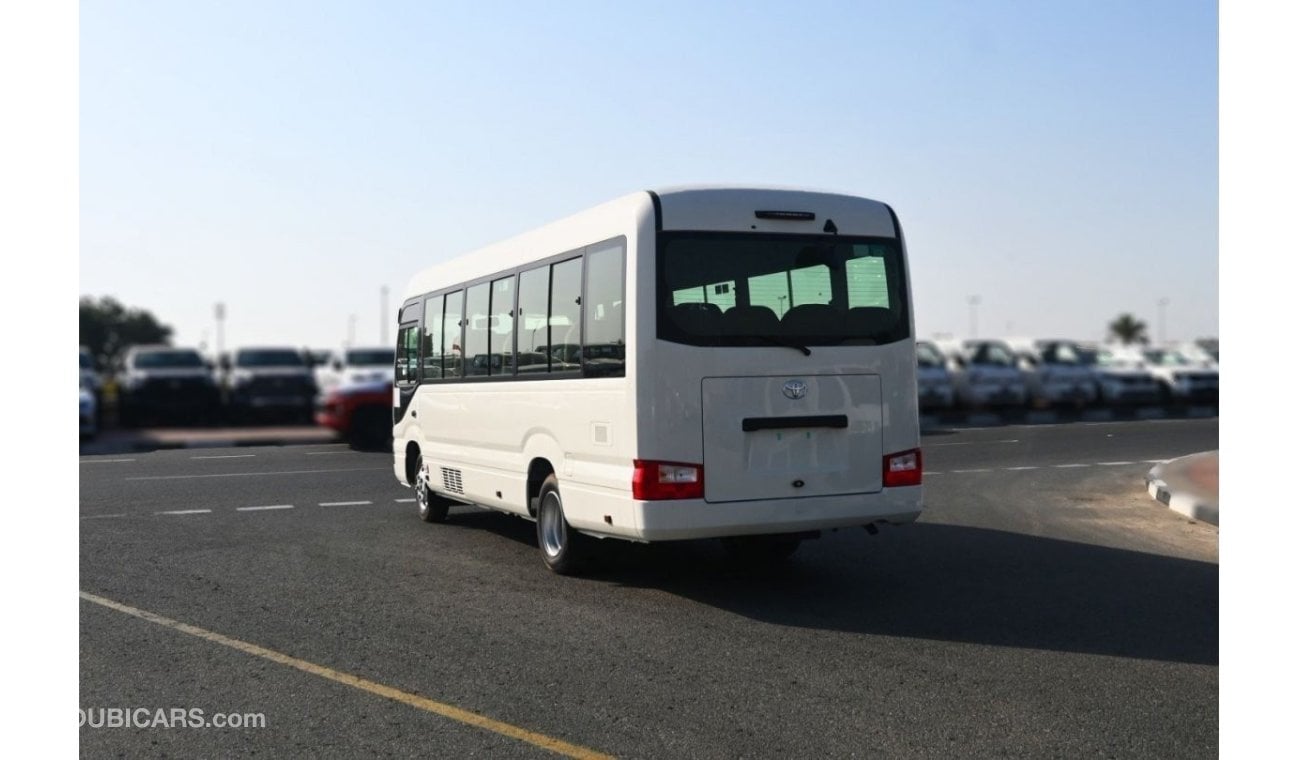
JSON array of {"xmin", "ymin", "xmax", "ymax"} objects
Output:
[{"xmin": 315, "ymin": 380, "xmax": 393, "ymax": 450}]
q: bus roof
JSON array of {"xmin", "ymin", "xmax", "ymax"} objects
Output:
[{"xmin": 401, "ymin": 186, "xmax": 897, "ymax": 302}]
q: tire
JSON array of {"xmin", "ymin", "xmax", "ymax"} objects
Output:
[
  {"xmin": 536, "ymin": 475, "xmax": 588, "ymax": 575},
  {"xmin": 415, "ymin": 454, "xmax": 450, "ymax": 523},
  {"xmin": 722, "ymin": 534, "xmax": 803, "ymax": 565}
]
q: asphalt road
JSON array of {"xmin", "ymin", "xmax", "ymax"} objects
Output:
[{"xmin": 80, "ymin": 418, "xmax": 1219, "ymax": 758}]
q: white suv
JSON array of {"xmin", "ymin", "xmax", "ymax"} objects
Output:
[
  {"xmin": 1139, "ymin": 347, "xmax": 1219, "ymax": 404},
  {"xmin": 313, "ymin": 347, "xmax": 396, "ymax": 395},
  {"xmin": 1011, "ymin": 339, "xmax": 1099, "ymax": 407},
  {"xmin": 915, "ymin": 341, "xmax": 956, "ymax": 410},
  {"xmin": 1085, "ymin": 346, "xmax": 1163, "ymax": 405},
  {"xmin": 943, "ymin": 339, "xmax": 1028, "ymax": 408}
]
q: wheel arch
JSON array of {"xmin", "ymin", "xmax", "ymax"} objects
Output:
[
  {"xmin": 404, "ymin": 440, "xmax": 421, "ymax": 485},
  {"xmin": 526, "ymin": 458, "xmax": 556, "ymax": 518}
]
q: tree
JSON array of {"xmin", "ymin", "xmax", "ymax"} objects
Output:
[
  {"xmin": 79, "ymin": 296, "xmax": 173, "ymax": 370},
  {"xmin": 1107, "ymin": 313, "xmax": 1149, "ymax": 346}
]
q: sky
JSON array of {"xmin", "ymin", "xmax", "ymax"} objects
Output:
[{"xmin": 79, "ymin": 0, "xmax": 1218, "ymax": 352}]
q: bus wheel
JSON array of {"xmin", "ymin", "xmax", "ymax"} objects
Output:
[
  {"xmin": 537, "ymin": 475, "xmax": 587, "ymax": 575},
  {"xmin": 722, "ymin": 535, "xmax": 802, "ymax": 565},
  {"xmin": 415, "ymin": 455, "xmax": 449, "ymax": 524}
]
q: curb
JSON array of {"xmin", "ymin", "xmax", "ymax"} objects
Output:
[{"xmin": 1145, "ymin": 453, "xmax": 1219, "ymax": 526}]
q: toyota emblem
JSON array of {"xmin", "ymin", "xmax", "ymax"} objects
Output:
[{"xmin": 782, "ymin": 380, "xmax": 808, "ymax": 400}]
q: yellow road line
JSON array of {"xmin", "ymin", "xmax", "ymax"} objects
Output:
[{"xmin": 80, "ymin": 591, "xmax": 614, "ymax": 760}]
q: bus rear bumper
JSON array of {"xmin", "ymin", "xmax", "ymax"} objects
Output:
[{"xmin": 632, "ymin": 487, "xmax": 923, "ymax": 542}]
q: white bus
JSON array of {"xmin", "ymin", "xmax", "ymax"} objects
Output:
[{"xmin": 393, "ymin": 187, "xmax": 923, "ymax": 573}]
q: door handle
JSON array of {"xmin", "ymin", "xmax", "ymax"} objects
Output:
[{"xmin": 742, "ymin": 415, "xmax": 848, "ymax": 432}]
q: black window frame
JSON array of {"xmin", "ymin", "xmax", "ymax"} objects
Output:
[
  {"xmin": 655, "ymin": 231, "xmax": 911, "ymax": 348},
  {"xmin": 395, "ymin": 235, "xmax": 627, "ymax": 386},
  {"xmin": 394, "ymin": 301, "xmax": 423, "ymax": 389}
]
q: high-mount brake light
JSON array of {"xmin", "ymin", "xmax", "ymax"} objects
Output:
[{"xmin": 754, "ymin": 210, "xmax": 815, "ymax": 221}]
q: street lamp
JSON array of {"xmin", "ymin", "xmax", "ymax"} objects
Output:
[{"xmin": 214, "ymin": 302, "xmax": 226, "ymax": 358}]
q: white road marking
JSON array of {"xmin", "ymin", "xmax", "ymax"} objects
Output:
[
  {"xmin": 1097, "ymin": 461, "xmax": 1135, "ymax": 466},
  {"xmin": 951, "ymin": 468, "xmax": 992, "ymax": 473},
  {"xmin": 1144, "ymin": 459, "xmax": 1173, "ymax": 464},
  {"xmin": 306, "ymin": 451, "xmax": 354, "ymax": 455},
  {"xmin": 82, "ymin": 513, "xmax": 127, "ymax": 520},
  {"xmin": 237, "ymin": 504, "xmax": 295, "ymax": 512},
  {"xmin": 395, "ymin": 498, "xmax": 416, "ymax": 503},
  {"xmin": 80, "ymin": 458, "xmax": 135, "ymax": 463},
  {"xmin": 127, "ymin": 467, "xmax": 389, "ymax": 481},
  {"xmin": 926, "ymin": 439, "xmax": 1020, "ymax": 448},
  {"xmin": 1004, "ymin": 466, "xmax": 1039, "ymax": 471},
  {"xmin": 320, "ymin": 501, "xmax": 372, "ymax": 507},
  {"xmin": 191, "ymin": 454, "xmax": 256, "ymax": 460},
  {"xmin": 157, "ymin": 509, "xmax": 212, "ymax": 515},
  {"xmin": 1053, "ymin": 464, "xmax": 1091, "ymax": 469}
]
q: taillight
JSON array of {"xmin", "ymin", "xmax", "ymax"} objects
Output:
[
  {"xmin": 883, "ymin": 449, "xmax": 923, "ymax": 487},
  {"xmin": 632, "ymin": 459, "xmax": 704, "ymax": 500}
]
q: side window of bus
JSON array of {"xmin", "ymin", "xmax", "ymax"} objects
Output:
[
  {"xmin": 748, "ymin": 271, "xmax": 789, "ymax": 318},
  {"xmin": 442, "ymin": 290, "xmax": 464, "ymax": 378},
  {"xmin": 489, "ymin": 275, "xmax": 515, "ymax": 375},
  {"xmin": 583, "ymin": 241, "xmax": 625, "ymax": 377},
  {"xmin": 422, "ymin": 295, "xmax": 444, "ymax": 380},
  {"xmin": 548, "ymin": 258, "xmax": 582, "ymax": 370},
  {"xmin": 846, "ymin": 254, "xmax": 891, "ymax": 308},
  {"xmin": 396, "ymin": 324, "xmax": 420, "ymax": 385},
  {"xmin": 789, "ymin": 265, "xmax": 831, "ymax": 307},
  {"xmin": 672, "ymin": 281, "xmax": 735, "ymax": 312},
  {"xmin": 464, "ymin": 283, "xmax": 490, "ymax": 377},
  {"xmin": 517, "ymin": 266, "xmax": 550, "ymax": 373}
]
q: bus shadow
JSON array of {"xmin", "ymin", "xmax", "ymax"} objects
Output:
[{"xmin": 458, "ymin": 512, "xmax": 1217, "ymax": 666}]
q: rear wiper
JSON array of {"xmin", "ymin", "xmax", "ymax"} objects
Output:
[{"xmin": 752, "ymin": 335, "xmax": 812, "ymax": 356}]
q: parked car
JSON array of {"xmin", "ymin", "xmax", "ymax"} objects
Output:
[
  {"xmin": 1139, "ymin": 347, "xmax": 1219, "ymax": 404},
  {"xmin": 315, "ymin": 378, "xmax": 393, "ymax": 450},
  {"xmin": 915, "ymin": 340, "xmax": 956, "ymax": 410},
  {"xmin": 80, "ymin": 346, "xmax": 104, "ymax": 427},
  {"xmin": 1081, "ymin": 345, "xmax": 1163, "ymax": 405},
  {"xmin": 118, "ymin": 345, "xmax": 221, "ymax": 426},
  {"xmin": 1177, "ymin": 340, "xmax": 1219, "ymax": 368},
  {"xmin": 313, "ymin": 347, "xmax": 395, "ymax": 395},
  {"xmin": 942, "ymin": 339, "xmax": 1028, "ymax": 408},
  {"xmin": 1008, "ymin": 339, "xmax": 1099, "ymax": 408},
  {"xmin": 80, "ymin": 377, "xmax": 97, "ymax": 440},
  {"xmin": 221, "ymin": 347, "xmax": 317, "ymax": 423},
  {"xmin": 79, "ymin": 346, "xmax": 102, "ymax": 397}
]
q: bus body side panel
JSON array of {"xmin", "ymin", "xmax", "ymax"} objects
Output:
[{"xmin": 397, "ymin": 194, "xmax": 651, "ymax": 538}]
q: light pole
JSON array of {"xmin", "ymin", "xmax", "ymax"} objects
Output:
[
  {"xmin": 968, "ymin": 295, "xmax": 981, "ymax": 339},
  {"xmin": 347, "ymin": 314, "xmax": 357, "ymax": 348},
  {"xmin": 214, "ymin": 302, "xmax": 226, "ymax": 358},
  {"xmin": 380, "ymin": 286, "xmax": 390, "ymax": 345},
  {"xmin": 1157, "ymin": 297, "xmax": 1169, "ymax": 345}
]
